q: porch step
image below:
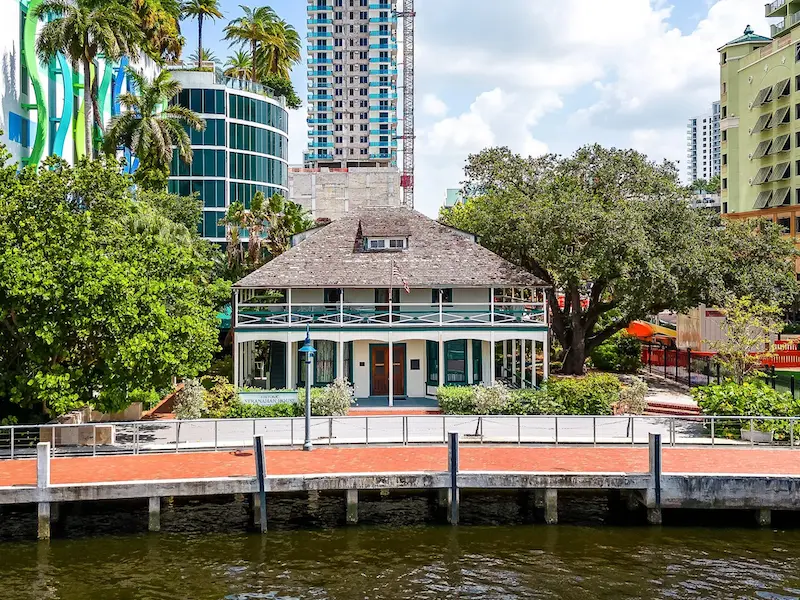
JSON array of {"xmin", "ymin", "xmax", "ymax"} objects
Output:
[
  {"xmin": 644, "ymin": 400, "xmax": 701, "ymax": 417},
  {"xmin": 348, "ymin": 408, "xmax": 442, "ymax": 416}
]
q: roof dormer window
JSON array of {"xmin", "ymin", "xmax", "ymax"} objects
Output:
[{"xmin": 364, "ymin": 237, "xmax": 407, "ymax": 251}]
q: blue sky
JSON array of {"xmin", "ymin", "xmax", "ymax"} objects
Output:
[{"xmin": 184, "ymin": 0, "xmax": 771, "ymax": 217}]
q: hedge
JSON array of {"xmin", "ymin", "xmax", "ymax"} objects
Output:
[{"xmin": 437, "ymin": 373, "xmax": 624, "ymax": 416}]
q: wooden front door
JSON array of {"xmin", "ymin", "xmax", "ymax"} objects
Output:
[{"xmin": 370, "ymin": 345, "xmax": 405, "ymax": 396}]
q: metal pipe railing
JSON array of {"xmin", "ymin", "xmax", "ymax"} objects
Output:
[{"xmin": 1, "ymin": 414, "xmax": 798, "ymax": 460}]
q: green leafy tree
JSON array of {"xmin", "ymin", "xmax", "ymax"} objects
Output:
[
  {"xmin": 104, "ymin": 68, "xmax": 205, "ymax": 190},
  {"xmin": 261, "ymin": 73, "xmax": 301, "ymax": 109},
  {"xmin": 181, "ymin": 0, "xmax": 223, "ymax": 68},
  {"xmin": 0, "ymin": 147, "xmax": 224, "ymax": 417},
  {"xmin": 35, "ymin": 0, "xmax": 144, "ymax": 158},
  {"xmin": 441, "ymin": 145, "xmax": 799, "ymax": 374},
  {"xmin": 707, "ymin": 174, "xmax": 721, "ymax": 194},
  {"xmin": 711, "ymin": 296, "xmax": 782, "ymax": 385},
  {"xmin": 136, "ymin": 187, "xmax": 202, "ymax": 232}
]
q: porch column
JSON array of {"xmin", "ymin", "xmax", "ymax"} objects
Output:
[
  {"xmin": 233, "ymin": 338, "xmax": 240, "ymax": 388},
  {"xmin": 438, "ymin": 334, "xmax": 445, "ymax": 390},
  {"xmin": 467, "ymin": 338, "xmax": 474, "ymax": 384},
  {"xmin": 337, "ymin": 335, "xmax": 344, "ymax": 384},
  {"xmin": 503, "ymin": 340, "xmax": 508, "ymax": 379},
  {"xmin": 512, "ymin": 339, "xmax": 517, "ymax": 382},
  {"xmin": 388, "ymin": 338, "xmax": 394, "ymax": 407},
  {"xmin": 532, "ymin": 340, "xmax": 538, "ymax": 387},
  {"xmin": 286, "ymin": 336, "xmax": 293, "ymax": 390},
  {"xmin": 490, "ymin": 333, "xmax": 496, "ymax": 382},
  {"xmin": 520, "ymin": 339, "xmax": 527, "ymax": 388},
  {"xmin": 543, "ymin": 333, "xmax": 550, "ymax": 381},
  {"xmin": 287, "ymin": 288, "xmax": 292, "ymax": 324}
]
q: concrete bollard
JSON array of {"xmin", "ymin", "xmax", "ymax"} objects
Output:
[
  {"xmin": 37, "ymin": 442, "xmax": 51, "ymax": 541},
  {"xmin": 346, "ymin": 489, "xmax": 358, "ymax": 525},
  {"xmin": 544, "ymin": 489, "xmax": 558, "ymax": 525},
  {"xmin": 447, "ymin": 431, "xmax": 459, "ymax": 525},
  {"xmin": 148, "ymin": 497, "xmax": 161, "ymax": 532}
]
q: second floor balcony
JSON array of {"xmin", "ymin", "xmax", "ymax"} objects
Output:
[{"xmin": 234, "ymin": 288, "xmax": 547, "ymax": 330}]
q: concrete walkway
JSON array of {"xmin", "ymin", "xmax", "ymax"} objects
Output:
[{"xmin": 3, "ymin": 446, "xmax": 800, "ymax": 488}]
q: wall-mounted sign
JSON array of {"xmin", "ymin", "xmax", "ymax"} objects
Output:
[{"xmin": 239, "ymin": 391, "xmax": 298, "ymax": 406}]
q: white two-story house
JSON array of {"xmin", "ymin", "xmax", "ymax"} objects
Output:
[{"xmin": 231, "ymin": 208, "xmax": 550, "ymax": 406}]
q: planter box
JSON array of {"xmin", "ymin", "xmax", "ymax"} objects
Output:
[
  {"xmin": 740, "ymin": 428, "xmax": 774, "ymax": 443},
  {"xmin": 239, "ymin": 390, "xmax": 298, "ymax": 407}
]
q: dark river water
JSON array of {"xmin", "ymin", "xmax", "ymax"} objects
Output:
[{"xmin": 1, "ymin": 492, "xmax": 800, "ymax": 599}]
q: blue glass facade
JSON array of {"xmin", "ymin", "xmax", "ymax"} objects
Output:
[{"xmin": 168, "ymin": 80, "xmax": 289, "ymax": 241}]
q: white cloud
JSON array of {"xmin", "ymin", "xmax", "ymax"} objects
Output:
[
  {"xmin": 421, "ymin": 93, "xmax": 448, "ymax": 118},
  {"xmin": 409, "ymin": 0, "xmax": 769, "ymax": 216}
]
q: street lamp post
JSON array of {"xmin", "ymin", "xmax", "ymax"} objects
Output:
[{"xmin": 299, "ymin": 326, "xmax": 316, "ymax": 451}]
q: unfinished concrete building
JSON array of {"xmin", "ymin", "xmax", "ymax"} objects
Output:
[{"xmin": 288, "ymin": 166, "xmax": 401, "ymax": 221}]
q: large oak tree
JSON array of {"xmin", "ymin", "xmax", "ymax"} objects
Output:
[{"xmin": 441, "ymin": 145, "xmax": 798, "ymax": 375}]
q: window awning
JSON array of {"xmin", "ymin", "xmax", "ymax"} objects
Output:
[
  {"xmin": 775, "ymin": 78, "xmax": 791, "ymax": 99},
  {"xmin": 752, "ymin": 113, "xmax": 773, "ymax": 133},
  {"xmin": 771, "ymin": 162, "xmax": 790, "ymax": 181},
  {"xmin": 753, "ymin": 166, "xmax": 773, "ymax": 184},
  {"xmin": 768, "ymin": 187, "xmax": 791, "ymax": 207},
  {"xmin": 753, "ymin": 139, "xmax": 773, "ymax": 158},
  {"xmin": 773, "ymin": 133, "xmax": 790, "ymax": 153},
  {"xmin": 753, "ymin": 86, "xmax": 772, "ymax": 106},
  {"xmin": 753, "ymin": 190, "xmax": 773, "ymax": 209},
  {"xmin": 774, "ymin": 105, "xmax": 790, "ymax": 125}
]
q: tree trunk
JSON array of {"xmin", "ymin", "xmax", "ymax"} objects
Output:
[
  {"xmin": 197, "ymin": 15, "xmax": 203, "ymax": 69},
  {"xmin": 83, "ymin": 59, "xmax": 92, "ymax": 158},
  {"xmin": 560, "ymin": 330, "xmax": 588, "ymax": 375},
  {"xmin": 251, "ymin": 39, "xmax": 257, "ymax": 81}
]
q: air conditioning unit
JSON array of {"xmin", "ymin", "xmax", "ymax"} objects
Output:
[
  {"xmin": 748, "ymin": 76, "xmax": 753, "ymax": 83},
  {"xmin": 748, "ymin": 153, "xmax": 753, "ymax": 159},
  {"xmin": 748, "ymin": 178, "xmax": 753, "ymax": 185},
  {"xmin": 748, "ymin": 102, "xmax": 753, "ymax": 109}
]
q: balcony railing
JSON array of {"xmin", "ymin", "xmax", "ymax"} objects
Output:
[
  {"xmin": 235, "ymin": 302, "xmax": 547, "ymax": 328},
  {"xmin": 766, "ymin": 0, "xmax": 787, "ymax": 16}
]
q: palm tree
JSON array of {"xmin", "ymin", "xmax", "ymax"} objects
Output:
[
  {"xmin": 104, "ymin": 68, "xmax": 205, "ymax": 190},
  {"xmin": 130, "ymin": 0, "xmax": 184, "ymax": 62},
  {"xmin": 223, "ymin": 5, "xmax": 277, "ymax": 82},
  {"xmin": 187, "ymin": 47, "xmax": 219, "ymax": 66},
  {"xmin": 259, "ymin": 18, "xmax": 301, "ymax": 80},
  {"xmin": 181, "ymin": 0, "xmax": 223, "ymax": 69},
  {"xmin": 224, "ymin": 51, "xmax": 253, "ymax": 80},
  {"xmin": 35, "ymin": 0, "xmax": 143, "ymax": 158}
]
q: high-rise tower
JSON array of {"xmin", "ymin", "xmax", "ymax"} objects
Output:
[{"xmin": 305, "ymin": 0, "xmax": 399, "ymax": 169}]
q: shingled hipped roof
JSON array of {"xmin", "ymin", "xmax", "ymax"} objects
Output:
[{"xmin": 234, "ymin": 208, "xmax": 548, "ymax": 289}]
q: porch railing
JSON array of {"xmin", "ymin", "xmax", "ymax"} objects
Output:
[{"xmin": 235, "ymin": 302, "xmax": 547, "ymax": 328}]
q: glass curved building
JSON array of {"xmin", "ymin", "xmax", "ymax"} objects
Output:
[{"xmin": 168, "ymin": 70, "xmax": 290, "ymax": 242}]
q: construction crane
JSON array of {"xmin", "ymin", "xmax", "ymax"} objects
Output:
[{"xmin": 397, "ymin": 0, "xmax": 415, "ymax": 209}]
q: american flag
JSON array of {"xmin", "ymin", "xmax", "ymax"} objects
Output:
[{"xmin": 392, "ymin": 260, "xmax": 410, "ymax": 293}]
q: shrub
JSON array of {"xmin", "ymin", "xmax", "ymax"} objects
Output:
[
  {"xmin": 473, "ymin": 381, "xmax": 510, "ymax": 415},
  {"xmin": 590, "ymin": 332, "xmax": 642, "ymax": 373},
  {"xmin": 437, "ymin": 386, "xmax": 477, "ymax": 414},
  {"xmin": 545, "ymin": 373, "xmax": 620, "ymax": 415},
  {"xmin": 693, "ymin": 380, "xmax": 800, "ymax": 439},
  {"xmin": 298, "ymin": 378, "xmax": 353, "ymax": 416},
  {"xmin": 201, "ymin": 376, "xmax": 237, "ymax": 419},
  {"xmin": 225, "ymin": 402, "xmax": 301, "ymax": 418},
  {"xmin": 506, "ymin": 388, "xmax": 565, "ymax": 415},
  {"xmin": 174, "ymin": 379, "xmax": 205, "ymax": 420},
  {"xmin": 617, "ymin": 376, "xmax": 648, "ymax": 415}
]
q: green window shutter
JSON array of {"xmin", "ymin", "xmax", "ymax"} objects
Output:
[
  {"xmin": 472, "ymin": 340, "xmax": 483, "ymax": 384},
  {"xmin": 426, "ymin": 340, "xmax": 438, "ymax": 385}
]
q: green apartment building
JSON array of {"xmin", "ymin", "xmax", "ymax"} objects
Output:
[{"xmin": 719, "ymin": 14, "xmax": 800, "ymax": 259}]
